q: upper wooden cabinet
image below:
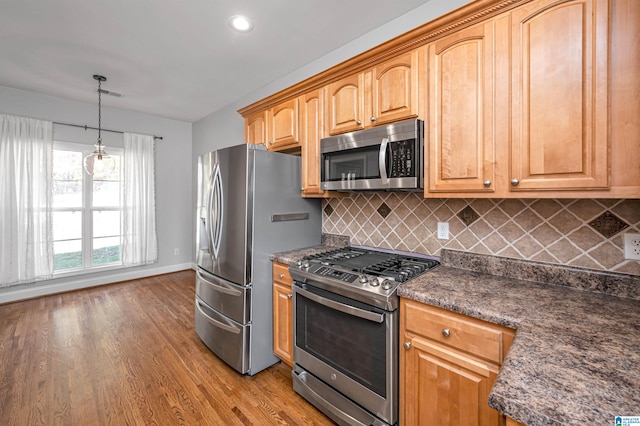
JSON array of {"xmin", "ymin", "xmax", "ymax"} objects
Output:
[
  {"xmin": 325, "ymin": 50, "xmax": 419, "ymax": 136},
  {"xmin": 509, "ymin": 0, "xmax": 610, "ymax": 192},
  {"xmin": 244, "ymin": 111, "xmax": 267, "ymax": 147},
  {"xmin": 426, "ymin": 19, "xmax": 501, "ymax": 194},
  {"xmin": 300, "ymin": 89, "xmax": 331, "ymax": 197},
  {"xmin": 267, "ymin": 98, "xmax": 300, "ymax": 151}
]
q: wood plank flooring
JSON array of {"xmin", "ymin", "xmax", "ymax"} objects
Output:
[{"xmin": 0, "ymin": 270, "xmax": 335, "ymax": 426}]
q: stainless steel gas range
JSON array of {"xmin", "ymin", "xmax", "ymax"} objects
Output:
[{"xmin": 289, "ymin": 246, "xmax": 439, "ymax": 426}]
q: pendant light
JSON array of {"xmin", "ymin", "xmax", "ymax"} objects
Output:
[{"xmin": 83, "ymin": 75, "xmax": 115, "ymax": 175}]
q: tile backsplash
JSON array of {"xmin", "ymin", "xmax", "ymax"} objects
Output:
[{"xmin": 322, "ymin": 194, "xmax": 640, "ymax": 276}]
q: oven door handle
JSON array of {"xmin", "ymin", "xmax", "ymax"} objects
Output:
[{"xmin": 295, "ymin": 286, "xmax": 384, "ymax": 323}]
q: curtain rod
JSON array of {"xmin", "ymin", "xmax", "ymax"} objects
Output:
[{"xmin": 52, "ymin": 121, "xmax": 163, "ymax": 140}]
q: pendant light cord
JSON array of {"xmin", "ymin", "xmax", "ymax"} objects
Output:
[{"xmin": 97, "ymin": 77, "xmax": 102, "ymax": 143}]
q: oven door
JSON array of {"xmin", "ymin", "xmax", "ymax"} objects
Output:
[{"xmin": 293, "ymin": 283, "xmax": 398, "ymax": 425}]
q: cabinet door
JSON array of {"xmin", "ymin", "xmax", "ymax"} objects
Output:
[
  {"xmin": 510, "ymin": 0, "xmax": 610, "ymax": 191},
  {"xmin": 268, "ymin": 98, "xmax": 299, "ymax": 150},
  {"xmin": 426, "ymin": 20, "xmax": 496, "ymax": 194},
  {"xmin": 273, "ymin": 282, "xmax": 293, "ymax": 366},
  {"xmin": 245, "ymin": 111, "xmax": 267, "ymax": 146},
  {"xmin": 402, "ymin": 335, "xmax": 500, "ymax": 426},
  {"xmin": 370, "ymin": 50, "xmax": 419, "ymax": 126},
  {"xmin": 301, "ymin": 89, "xmax": 327, "ymax": 197},
  {"xmin": 325, "ymin": 73, "xmax": 366, "ymax": 135}
]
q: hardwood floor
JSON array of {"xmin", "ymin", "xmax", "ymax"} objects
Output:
[{"xmin": 0, "ymin": 270, "xmax": 335, "ymax": 426}]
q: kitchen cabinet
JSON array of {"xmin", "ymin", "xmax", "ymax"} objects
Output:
[
  {"xmin": 400, "ymin": 298, "xmax": 514, "ymax": 426},
  {"xmin": 506, "ymin": 418, "xmax": 525, "ymax": 426},
  {"xmin": 426, "ymin": 0, "xmax": 618, "ymax": 198},
  {"xmin": 509, "ymin": 0, "xmax": 610, "ymax": 192},
  {"xmin": 244, "ymin": 111, "xmax": 267, "ymax": 147},
  {"xmin": 426, "ymin": 18, "xmax": 503, "ymax": 194},
  {"xmin": 300, "ymin": 89, "xmax": 331, "ymax": 197},
  {"xmin": 267, "ymin": 98, "xmax": 300, "ymax": 151},
  {"xmin": 272, "ymin": 261, "xmax": 294, "ymax": 366},
  {"xmin": 325, "ymin": 49, "xmax": 419, "ymax": 136}
]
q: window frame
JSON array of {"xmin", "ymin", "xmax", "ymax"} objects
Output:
[{"xmin": 52, "ymin": 140, "xmax": 125, "ymax": 275}]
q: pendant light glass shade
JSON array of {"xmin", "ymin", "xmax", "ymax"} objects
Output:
[
  {"xmin": 84, "ymin": 74, "xmax": 114, "ymax": 176},
  {"xmin": 83, "ymin": 139, "xmax": 115, "ymax": 175}
]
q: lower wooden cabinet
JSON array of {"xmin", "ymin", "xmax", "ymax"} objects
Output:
[
  {"xmin": 400, "ymin": 298, "xmax": 515, "ymax": 426},
  {"xmin": 272, "ymin": 261, "xmax": 294, "ymax": 366}
]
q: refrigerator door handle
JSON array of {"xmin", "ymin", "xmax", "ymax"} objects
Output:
[
  {"xmin": 196, "ymin": 299, "xmax": 241, "ymax": 334},
  {"xmin": 208, "ymin": 164, "xmax": 223, "ymax": 259},
  {"xmin": 196, "ymin": 270, "xmax": 243, "ymax": 297}
]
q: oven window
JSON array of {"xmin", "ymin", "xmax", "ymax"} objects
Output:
[
  {"xmin": 295, "ymin": 291, "xmax": 387, "ymax": 397},
  {"xmin": 322, "ymin": 146, "xmax": 381, "ymax": 182}
]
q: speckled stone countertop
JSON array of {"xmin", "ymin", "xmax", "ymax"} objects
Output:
[{"xmin": 399, "ymin": 249, "xmax": 640, "ymax": 426}]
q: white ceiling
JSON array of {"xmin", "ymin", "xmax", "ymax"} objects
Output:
[{"xmin": 0, "ymin": 0, "xmax": 434, "ymax": 123}]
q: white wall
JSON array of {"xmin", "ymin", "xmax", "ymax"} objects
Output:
[{"xmin": 0, "ymin": 85, "xmax": 193, "ymax": 303}]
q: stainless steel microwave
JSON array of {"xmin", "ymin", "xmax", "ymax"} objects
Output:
[{"xmin": 320, "ymin": 119, "xmax": 423, "ymax": 191}]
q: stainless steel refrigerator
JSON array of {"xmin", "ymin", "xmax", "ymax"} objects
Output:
[{"xmin": 195, "ymin": 144, "xmax": 321, "ymax": 375}]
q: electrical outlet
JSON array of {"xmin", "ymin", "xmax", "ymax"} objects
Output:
[
  {"xmin": 174, "ymin": 248, "xmax": 180, "ymax": 256},
  {"xmin": 437, "ymin": 222, "xmax": 449, "ymax": 240},
  {"xmin": 624, "ymin": 233, "xmax": 640, "ymax": 260}
]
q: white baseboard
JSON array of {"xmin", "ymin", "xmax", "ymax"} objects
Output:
[{"xmin": 0, "ymin": 262, "xmax": 197, "ymax": 304}]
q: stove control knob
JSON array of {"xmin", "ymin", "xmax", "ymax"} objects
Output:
[
  {"xmin": 381, "ymin": 280, "xmax": 393, "ymax": 290},
  {"xmin": 359, "ymin": 275, "xmax": 369, "ymax": 284},
  {"xmin": 302, "ymin": 261, "xmax": 311, "ymax": 269},
  {"xmin": 369, "ymin": 278, "xmax": 380, "ymax": 287}
]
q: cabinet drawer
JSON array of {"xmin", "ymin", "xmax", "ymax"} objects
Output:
[
  {"xmin": 273, "ymin": 262, "xmax": 292, "ymax": 284},
  {"xmin": 403, "ymin": 299, "xmax": 512, "ymax": 364}
]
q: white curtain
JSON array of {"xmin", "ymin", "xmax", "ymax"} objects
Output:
[
  {"xmin": 0, "ymin": 114, "xmax": 53, "ymax": 287},
  {"xmin": 122, "ymin": 132, "xmax": 157, "ymax": 266}
]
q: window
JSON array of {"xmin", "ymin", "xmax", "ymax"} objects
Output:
[{"xmin": 52, "ymin": 141, "xmax": 124, "ymax": 272}]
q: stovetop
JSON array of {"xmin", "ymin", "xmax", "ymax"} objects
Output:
[{"xmin": 289, "ymin": 246, "xmax": 439, "ymax": 311}]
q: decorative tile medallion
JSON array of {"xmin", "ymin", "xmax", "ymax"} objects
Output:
[
  {"xmin": 377, "ymin": 202, "xmax": 391, "ymax": 219},
  {"xmin": 457, "ymin": 206, "xmax": 480, "ymax": 226},
  {"xmin": 588, "ymin": 211, "xmax": 629, "ymax": 238},
  {"xmin": 323, "ymin": 203, "xmax": 334, "ymax": 217}
]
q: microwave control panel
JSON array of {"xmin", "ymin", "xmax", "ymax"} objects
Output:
[{"xmin": 389, "ymin": 140, "xmax": 414, "ymax": 178}]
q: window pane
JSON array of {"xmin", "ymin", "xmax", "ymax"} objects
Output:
[
  {"xmin": 93, "ymin": 211, "xmax": 121, "ymax": 238},
  {"xmin": 52, "ymin": 211, "xmax": 83, "ymax": 241},
  {"xmin": 92, "ymin": 237, "xmax": 121, "ymax": 265},
  {"xmin": 54, "ymin": 240, "xmax": 82, "ymax": 270},
  {"xmin": 52, "ymin": 150, "xmax": 83, "ymax": 208},
  {"xmin": 93, "ymin": 181, "xmax": 122, "ymax": 207}
]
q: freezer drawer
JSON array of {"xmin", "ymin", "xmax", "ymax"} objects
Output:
[
  {"xmin": 196, "ymin": 268, "xmax": 251, "ymax": 324},
  {"xmin": 195, "ymin": 296, "xmax": 250, "ymax": 374}
]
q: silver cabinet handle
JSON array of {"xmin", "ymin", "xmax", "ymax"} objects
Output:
[
  {"xmin": 511, "ymin": 178, "xmax": 520, "ymax": 186},
  {"xmin": 278, "ymin": 273, "xmax": 285, "ymax": 279},
  {"xmin": 442, "ymin": 328, "xmax": 451, "ymax": 338},
  {"xmin": 269, "ymin": 141, "xmax": 273, "ymax": 145},
  {"xmin": 483, "ymin": 180, "xmax": 491, "ymax": 187},
  {"xmin": 356, "ymin": 119, "xmax": 362, "ymax": 125},
  {"xmin": 403, "ymin": 341, "xmax": 411, "ymax": 350},
  {"xmin": 370, "ymin": 116, "xmax": 376, "ymax": 122},
  {"xmin": 286, "ymin": 294, "xmax": 293, "ymax": 299}
]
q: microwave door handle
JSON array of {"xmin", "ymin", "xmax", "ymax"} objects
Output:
[
  {"xmin": 378, "ymin": 137, "xmax": 389, "ymax": 184},
  {"xmin": 295, "ymin": 286, "xmax": 384, "ymax": 323}
]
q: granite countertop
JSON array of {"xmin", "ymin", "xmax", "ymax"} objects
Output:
[{"xmin": 399, "ymin": 249, "xmax": 640, "ymax": 426}]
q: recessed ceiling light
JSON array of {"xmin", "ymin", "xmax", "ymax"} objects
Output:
[{"xmin": 228, "ymin": 15, "xmax": 254, "ymax": 32}]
